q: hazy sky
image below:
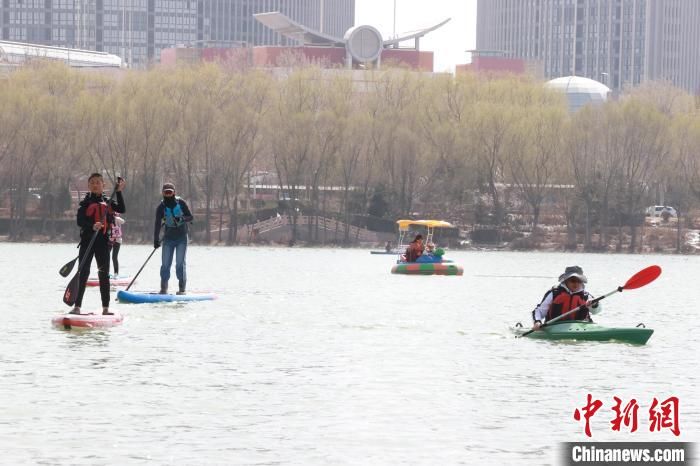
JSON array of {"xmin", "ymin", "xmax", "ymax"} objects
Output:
[{"xmin": 355, "ymin": 0, "xmax": 477, "ymax": 72}]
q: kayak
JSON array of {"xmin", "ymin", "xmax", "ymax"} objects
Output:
[
  {"xmin": 86, "ymin": 276, "xmax": 133, "ymax": 287},
  {"xmin": 51, "ymin": 312, "xmax": 124, "ymax": 330},
  {"xmin": 116, "ymin": 290, "xmax": 217, "ymax": 304},
  {"xmin": 391, "ymin": 262, "xmax": 463, "ymax": 276},
  {"xmin": 512, "ymin": 320, "xmax": 653, "ymax": 345}
]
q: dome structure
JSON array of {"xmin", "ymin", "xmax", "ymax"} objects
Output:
[{"xmin": 545, "ymin": 76, "xmax": 611, "ymax": 112}]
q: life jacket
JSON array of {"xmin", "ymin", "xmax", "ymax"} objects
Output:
[
  {"xmin": 162, "ymin": 197, "xmax": 184, "ymax": 228},
  {"xmin": 546, "ymin": 286, "xmax": 590, "ymax": 321},
  {"xmin": 85, "ymin": 199, "xmax": 114, "ymax": 235}
]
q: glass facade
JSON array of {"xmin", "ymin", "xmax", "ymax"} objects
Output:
[
  {"xmin": 1, "ymin": 0, "xmax": 355, "ymax": 68},
  {"xmin": 476, "ymin": 0, "xmax": 700, "ymax": 94}
]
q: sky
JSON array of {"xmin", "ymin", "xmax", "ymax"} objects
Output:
[{"xmin": 355, "ymin": 0, "xmax": 477, "ymax": 73}]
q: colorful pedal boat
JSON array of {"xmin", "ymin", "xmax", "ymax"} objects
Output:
[{"xmin": 391, "ymin": 262, "xmax": 464, "ymax": 276}]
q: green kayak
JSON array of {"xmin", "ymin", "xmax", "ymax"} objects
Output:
[{"xmin": 512, "ymin": 320, "xmax": 653, "ymax": 345}]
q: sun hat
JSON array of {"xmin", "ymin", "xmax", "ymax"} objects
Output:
[{"xmin": 558, "ymin": 265, "xmax": 587, "ymax": 283}]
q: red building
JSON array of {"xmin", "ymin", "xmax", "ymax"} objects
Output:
[
  {"xmin": 161, "ymin": 12, "xmax": 444, "ymax": 72},
  {"xmin": 456, "ymin": 50, "xmax": 542, "ymax": 78}
]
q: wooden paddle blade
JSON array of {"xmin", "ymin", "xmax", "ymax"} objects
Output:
[
  {"xmin": 63, "ymin": 274, "xmax": 80, "ymax": 306},
  {"xmin": 623, "ymin": 265, "xmax": 662, "ymax": 290},
  {"xmin": 59, "ymin": 257, "xmax": 78, "ymax": 277}
]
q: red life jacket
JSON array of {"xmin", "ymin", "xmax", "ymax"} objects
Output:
[
  {"xmin": 86, "ymin": 201, "xmax": 113, "ymax": 235},
  {"xmin": 547, "ymin": 287, "xmax": 590, "ymax": 321}
]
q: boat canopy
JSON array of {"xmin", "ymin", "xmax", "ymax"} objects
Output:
[{"xmin": 396, "ymin": 219, "xmax": 455, "ymax": 230}]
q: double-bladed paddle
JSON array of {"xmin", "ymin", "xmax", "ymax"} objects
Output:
[{"xmin": 517, "ymin": 265, "xmax": 662, "ymax": 339}]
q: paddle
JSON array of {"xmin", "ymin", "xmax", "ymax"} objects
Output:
[
  {"xmin": 517, "ymin": 265, "xmax": 662, "ymax": 339},
  {"xmin": 63, "ymin": 178, "xmax": 122, "ymax": 307},
  {"xmin": 124, "ymin": 246, "xmax": 158, "ymax": 291},
  {"xmin": 59, "ymin": 254, "xmax": 79, "ymax": 277}
]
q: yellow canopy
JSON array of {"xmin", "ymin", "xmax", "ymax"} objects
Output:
[{"xmin": 396, "ymin": 219, "xmax": 455, "ymax": 230}]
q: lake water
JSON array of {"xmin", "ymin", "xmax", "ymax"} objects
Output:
[{"xmin": 0, "ymin": 244, "xmax": 697, "ymax": 465}]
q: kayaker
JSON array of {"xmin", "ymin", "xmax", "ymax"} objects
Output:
[
  {"xmin": 404, "ymin": 234, "xmax": 424, "ymax": 262},
  {"xmin": 531, "ymin": 266, "xmax": 601, "ymax": 330},
  {"xmin": 385, "ymin": 241, "xmax": 392, "ymax": 252},
  {"xmin": 110, "ymin": 212, "xmax": 125, "ymax": 277},
  {"xmin": 70, "ymin": 173, "xmax": 126, "ymax": 315},
  {"xmin": 154, "ymin": 183, "xmax": 194, "ymax": 295}
]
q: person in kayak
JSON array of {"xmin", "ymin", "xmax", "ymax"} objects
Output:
[
  {"xmin": 154, "ymin": 182, "xmax": 193, "ymax": 295},
  {"xmin": 70, "ymin": 173, "xmax": 126, "ymax": 315},
  {"xmin": 404, "ymin": 234, "xmax": 425, "ymax": 262},
  {"xmin": 531, "ymin": 266, "xmax": 601, "ymax": 330},
  {"xmin": 110, "ymin": 213, "xmax": 125, "ymax": 277}
]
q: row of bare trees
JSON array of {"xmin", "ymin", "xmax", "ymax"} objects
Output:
[{"xmin": 1, "ymin": 62, "xmax": 700, "ymax": 250}]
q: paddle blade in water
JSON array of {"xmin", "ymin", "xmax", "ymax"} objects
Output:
[
  {"xmin": 63, "ymin": 274, "xmax": 80, "ymax": 306},
  {"xmin": 623, "ymin": 265, "xmax": 662, "ymax": 290},
  {"xmin": 59, "ymin": 257, "xmax": 78, "ymax": 277}
]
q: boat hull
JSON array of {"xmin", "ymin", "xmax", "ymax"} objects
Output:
[
  {"xmin": 513, "ymin": 320, "xmax": 653, "ymax": 345},
  {"xmin": 391, "ymin": 263, "xmax": 463, "ymax": 276}
]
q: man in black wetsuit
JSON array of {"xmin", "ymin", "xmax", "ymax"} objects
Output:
[{"xmin": 70, "ymin": 173, "xmax": 126, "ymax": 315}]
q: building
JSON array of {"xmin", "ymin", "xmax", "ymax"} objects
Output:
[
  {"xmin": 545, "ymin": 76, "xmax": 611, "ymax": 112},
  {"xmin": 162, "ymin": 12, "xmax": 446, "ymax": 71},
  {"xmin": 476, "ymin": 0, "xmax": 700, "ymax": 94},
  {"xmin": 0, "ymin": 39, "xmax": 121, "ymax": 68},
  {"xmin": 0, "ymin": 0, "xmax": 354, "ymax": 68}
]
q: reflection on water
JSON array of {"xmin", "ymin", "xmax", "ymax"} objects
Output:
[{"xmin": 0, "ymin": 244, "xmax": 698, "ymax": 464}]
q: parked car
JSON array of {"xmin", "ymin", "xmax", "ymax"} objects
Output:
[{"xmin": 645, "ymin": 205, "xmax": 677, "ymax": 217}]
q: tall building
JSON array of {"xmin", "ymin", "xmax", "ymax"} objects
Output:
[
  {"xmin": 476, "ymin": 0, "xmax": 700, "ymax": 94},
  {"xmin": 0, "ymin": 0, "xmax": 354, "ymax": 68}
]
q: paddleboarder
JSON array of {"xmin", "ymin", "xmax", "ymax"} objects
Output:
[
  {"xmin": 154, "ymin": 183, "xmax": 193, "ymax": 295},
  {"xmin": 70, "ymin": 173, "xmax": 126, "ymax": 315},
  {"xmin": 110, "ymin": 212, "xmax": 125, "ymax": 277}
]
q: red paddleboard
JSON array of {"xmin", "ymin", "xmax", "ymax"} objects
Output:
[
  {"xmin": 86, "ymin": 276, "xmax": 133, "ymax": 287},
  {"xmin": 51, "ymin": 312, "xmax": 124, "ymax": 330}
]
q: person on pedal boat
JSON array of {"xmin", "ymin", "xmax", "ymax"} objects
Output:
[
  {"xmin": 404, "ymin": 234, "xmax": 425, "ymax": 262},
  {"xmin": 531, "ymin": 266, "xmax": 601, "ymax": 330}
]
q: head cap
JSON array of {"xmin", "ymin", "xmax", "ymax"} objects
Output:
[{"xmin": 558, "ymin": 265, "xmax": 587, "ymax": 284}]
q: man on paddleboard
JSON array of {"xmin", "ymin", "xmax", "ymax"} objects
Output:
[
  {"xmin": 531, "ymin": 266, "xmax": 601, "ymax": 330},
  {"xmin": 154, "ymin": 183, "xmax": 193, "ymax": 295},
  {"xmin": 70, "ymin": 173, "xmax": 126, "ymax": 315}
]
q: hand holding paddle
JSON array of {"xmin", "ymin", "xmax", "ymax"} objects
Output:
[{"xmin": 517, "ymin": 265, "xmax": 662, "ymax": 339}]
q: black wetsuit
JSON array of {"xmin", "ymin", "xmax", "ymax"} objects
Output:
[{"xmin": 74, "ymin": 191, "xmax": 125, "ymax": 308}]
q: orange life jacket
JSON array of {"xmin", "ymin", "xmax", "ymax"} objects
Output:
[{"xmin": 547, "ymin": 287, "xmax": 590, "ymax": 321}]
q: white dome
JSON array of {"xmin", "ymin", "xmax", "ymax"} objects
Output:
[{"xmin": 545, "ymin": 76, "xmax": 611, "ymax": 112}]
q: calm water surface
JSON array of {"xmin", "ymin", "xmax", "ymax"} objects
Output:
[{"xmin": 0, "ymin": 244, "xmax": 698, "ymax": 465}]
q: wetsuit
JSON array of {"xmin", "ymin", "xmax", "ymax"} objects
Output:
[{"xmin": 75, "ymin": 191, "xmax": 126, "ymax": 307}]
